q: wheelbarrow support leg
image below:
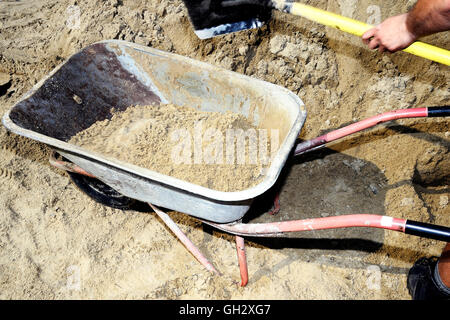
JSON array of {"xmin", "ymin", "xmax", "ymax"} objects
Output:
[
  {"xmin": 149, "ymin": 203, "xmax": 220, "ymax": 276},
  {"xmin": 235, "ymin": 235, "xmax": 248, "ymax": 287}
]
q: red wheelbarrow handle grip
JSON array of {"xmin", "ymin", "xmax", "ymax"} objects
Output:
[{"xmin": 294, "ymin": 106, "xmax": 449, "ymax": 156}]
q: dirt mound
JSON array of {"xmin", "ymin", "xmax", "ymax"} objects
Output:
[{"xmin": 0, "ymin": 0, "xmax": 448, "ymax": 299}]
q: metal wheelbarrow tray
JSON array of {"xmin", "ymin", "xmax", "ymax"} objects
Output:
[{"xmin": 2, "ymin": 40, "xmax": 307, "ymax": 224}]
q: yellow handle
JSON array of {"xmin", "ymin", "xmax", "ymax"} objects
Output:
[{"xmin": 289, "ymin": 2, "xmax": 450, "ymax": 66}]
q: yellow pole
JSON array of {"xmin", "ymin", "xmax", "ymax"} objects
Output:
[{"xmin": 288, "ymin": 2, "xmax": 450, "ymax": 66}]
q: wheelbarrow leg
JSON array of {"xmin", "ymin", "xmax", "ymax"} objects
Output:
[
  {"xmin": 268, "ymin": 192, "xmax": 281, "ymax": 216},
  {"xmin": 235, "ymin": 235, "xmax": 248, "ymax": 287},
  {"xmin": 149, "ymin": 203, "xmax": 221, "ymax": 276}
]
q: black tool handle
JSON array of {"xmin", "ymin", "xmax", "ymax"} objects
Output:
[
  {"xmin": 405, "ymin": 220, "xmax": 450, "ymax": 242},
  {"xmin": 428, "ymin": 106, "xmax": 450, "ymax": 117}
]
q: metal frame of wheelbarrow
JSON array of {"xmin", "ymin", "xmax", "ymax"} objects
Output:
[{"xmin": 49, "ymin": 106, "xmax": 450, "ymax": 287}]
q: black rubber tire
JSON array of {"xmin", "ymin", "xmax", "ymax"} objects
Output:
[{"xmin": 67, "ymin": 171, "xmax": 138, "ymax": 210}]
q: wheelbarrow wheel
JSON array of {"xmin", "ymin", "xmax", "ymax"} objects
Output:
[{"xmin": 67, "ymin": 171, "xmax": 138, "ymax": 210}]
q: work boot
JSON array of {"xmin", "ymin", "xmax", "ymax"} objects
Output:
[{"xmin": 407, "ymin": 256, "xmax": 450, "ymax": 300}]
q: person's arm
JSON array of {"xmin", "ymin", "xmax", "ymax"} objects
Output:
[{"xmin": 362, "ymin": 0, "xmax": 450, "ymax": 53}]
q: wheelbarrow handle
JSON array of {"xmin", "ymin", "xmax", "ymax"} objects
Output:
[
  {"xmin": 428, "ymin": 105, "xmax": 450, "ymax": 117},
  {"xmin": 203, "ymin": 215, "xmax": 450, "ymax": 242},
  {"xmin": 405, "ymin": 220, "xmax": 450, "ymax": 242},
  {"xmin": 294, "ymin": 106, "xmax": 449, "ymax": 156}
]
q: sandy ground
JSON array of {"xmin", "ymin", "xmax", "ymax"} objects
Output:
[{"xmin": 0, "ymin": 0, "xmax": 449, "ymax": 300}]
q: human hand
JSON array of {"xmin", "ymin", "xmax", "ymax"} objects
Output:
[{"xmin": 362, "ymin": 13, "xmax": 418, "ymax": 53}]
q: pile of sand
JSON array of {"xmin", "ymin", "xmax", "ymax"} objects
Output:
[{"xmin": 69, "ymin": 104, "xmax": 272, "ymax": 192}]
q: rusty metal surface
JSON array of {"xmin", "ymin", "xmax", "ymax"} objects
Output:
[
  {"xmin": 2, "ymin": 40, "xmax": 306, "ymax": 223},
  {"xmin": 9, "ymin": 43, "xmax": 161, "ymax": 141}
]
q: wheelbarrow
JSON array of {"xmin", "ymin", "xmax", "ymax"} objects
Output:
[{"xmin": 3, "ymin": 40, "xmax": 449, "ymax": 286}]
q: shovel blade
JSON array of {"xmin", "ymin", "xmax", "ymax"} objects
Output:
[
  {"xmin": 194, "ymin": 18, "xmax": 265, "ymax": 39},
  {"xmin": 181, "ymin": 0, "xmax": 272, "ymax": 39}
]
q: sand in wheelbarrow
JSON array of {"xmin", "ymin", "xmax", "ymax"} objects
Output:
[{"xmin": 69, "ymin": 103, "xmax": 276, "ymax": 192}]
